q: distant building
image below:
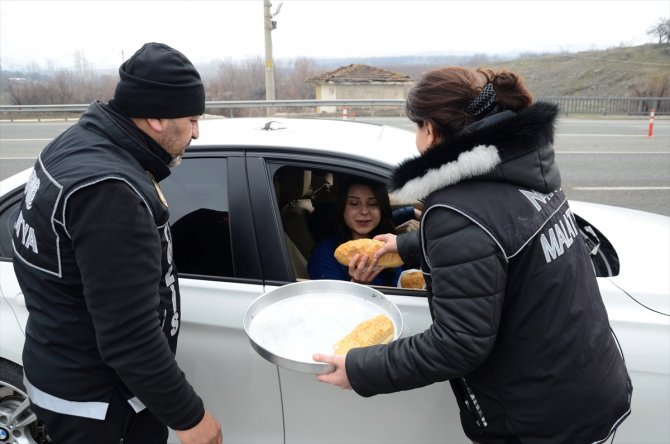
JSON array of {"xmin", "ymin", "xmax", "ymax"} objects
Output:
[{"xmin": 306, "ymin": 64, "xmax": 413, "ymax": 113}]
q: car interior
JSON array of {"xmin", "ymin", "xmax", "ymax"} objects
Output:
[
  {"xmin": 171, "ymin": 208, "xmax": 233, "ymax": 277},
  {"xmin": 273, "ymin": 166, "xmax": 423, "ymax": 284},
  {"xmin": 274, "ymin": 167, "xmax": 318, "ymax": 279}
]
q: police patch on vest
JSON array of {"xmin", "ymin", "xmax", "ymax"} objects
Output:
[
  {"xmin": 148, "ymin": 172, "xmax": 168, "ymax": 207},
  {"xmin": 12, "ymin": 161, "xmax": 63, "ymax": 276},
  {"xmin": 539, "ymin": 207, "xmax": 579, "ymax": 263}
]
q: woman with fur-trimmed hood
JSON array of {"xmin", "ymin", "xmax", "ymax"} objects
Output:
[{"xmin": 314, "ymin": 67, "xmax": 632, "ymax": 444}]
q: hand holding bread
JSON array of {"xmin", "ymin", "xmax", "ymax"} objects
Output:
[{"xmin": 334, "ymin": 238, "xmax": 403, "ymax": 268}]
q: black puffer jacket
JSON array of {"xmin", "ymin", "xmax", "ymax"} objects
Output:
[{"xmin": 346, "ymin": 103, "xmax": 632, "ymax": 443}]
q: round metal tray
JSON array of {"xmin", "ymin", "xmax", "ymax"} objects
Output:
[{"xmin": 243, "ymin": 280, "xmax": 403, "ymax": 374}]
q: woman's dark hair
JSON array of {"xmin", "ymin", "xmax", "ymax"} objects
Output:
[
  {"xmin": 334, "ymin": 177, "xmax": 396, "ymax": 244},
  {"xmin": 332, "ymin": 177, "xmax": 398, "ymax": 286},
  {"xmin": 405, "ymin": 66, "xmax": 534, "ymax": 138}
]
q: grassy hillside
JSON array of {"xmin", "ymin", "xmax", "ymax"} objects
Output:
[
  {"xmin": 354, "ymin": 44, "xmax": 670, "ymax": 98},
  {"xmin": 491, "ymin": 44, "xmax": 670, "ymax": 97}
]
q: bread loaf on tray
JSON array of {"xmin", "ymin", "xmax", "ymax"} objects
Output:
[{"xmin": 333, "ymin": 314, "xmax": 395, "ymax": 354}]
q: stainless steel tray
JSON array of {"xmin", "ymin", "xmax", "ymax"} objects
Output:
[{"xmin": 243, "ymin": 280, "xmax": 403, "ymax": 374}]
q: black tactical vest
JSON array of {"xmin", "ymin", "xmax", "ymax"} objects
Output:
[
  {"xmin": 12, "ymin": 120, "xmax": 180, "ymax": 403},
  {"xmin": 421, "ymin": 181, "xmax": 630, "ymax": 440}
]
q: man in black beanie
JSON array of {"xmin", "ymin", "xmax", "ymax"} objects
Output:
[{"xmin": 13, "ymin": 42, "xmax": 222, "ymax": 444}]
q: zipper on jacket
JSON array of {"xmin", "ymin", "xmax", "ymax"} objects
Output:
[{"xmin": 461, "ymin": 377, "xmax": 488, "ymax": 428}]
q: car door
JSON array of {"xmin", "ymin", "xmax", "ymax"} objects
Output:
[
  {"xmin": 159, "ymin": 153, "xmax": 284, "ymax": 444},
  {"xmin": 245, "ymin": 153, "xmax": 468, "ymax": 444},
  {"xmin": 0, "ymin": 185, "xmax": 29, "ymax": 365}
]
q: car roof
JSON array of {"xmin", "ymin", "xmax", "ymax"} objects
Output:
[
  {"xmin": 192, "ymin": 117, "xmax": 418, "ymax": 166},
  {"xmin": 0, "ymin": 168, "xmax": 31, "ymax": 196}
]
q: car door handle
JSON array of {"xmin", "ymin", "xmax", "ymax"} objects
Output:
[{"xmin": 14, "ymin": 292, "xmax": 26, "ymax": 307}]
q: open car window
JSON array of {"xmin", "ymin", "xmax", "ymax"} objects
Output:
[{"xmin": 273, "ymin": 166, "xmax": 425, "ymax": 291}]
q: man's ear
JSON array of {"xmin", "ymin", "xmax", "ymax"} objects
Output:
[{"xmin": 146, "ymin": 118, "xmax": 164, "ymax": 133}]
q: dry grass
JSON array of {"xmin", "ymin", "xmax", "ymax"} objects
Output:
[{"xmin": 489, "ymin": 44, "xmax": 670, "ymax": 97}]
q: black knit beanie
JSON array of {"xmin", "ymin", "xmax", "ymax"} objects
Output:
[{"xmin": 113, "ymin": 42, "xmax": 205, "ymax": 118}]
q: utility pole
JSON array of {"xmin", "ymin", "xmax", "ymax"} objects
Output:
[{"xmin": 263, "ymin": 0, "xmax": 276, "ymax": 104}]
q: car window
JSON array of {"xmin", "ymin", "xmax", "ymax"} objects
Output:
[
  {"xmin": 273, "ymin": 166, "xmax": 316, "ymax": 280},
  {"xmin": 272, "ymin": 166, "xmax": 425, "ymax": 291},
  {"xmin": 160, "ymin": 158, "xmax": 234, "ymax": 278}
]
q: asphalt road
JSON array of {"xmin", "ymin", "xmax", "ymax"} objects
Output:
[{"xmin": 1, "ymin": 116, "xmax": 669, "ymax": 216}]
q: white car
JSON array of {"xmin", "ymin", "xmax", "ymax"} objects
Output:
[{"xmin": 1, "ymin": 118, "xmax": 668, "ymax": 444}]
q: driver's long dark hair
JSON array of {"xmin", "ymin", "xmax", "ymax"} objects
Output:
[
  {"xmin": 332, "ymin": 178, "xmax": 399, "ymax": 286},
  {"xmin": 334, "ymin": 177, "xmax": 396, "ymax": 244}
]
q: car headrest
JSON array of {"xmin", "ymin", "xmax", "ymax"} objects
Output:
[
  {"xmin": 311, "ymin": 171, "xmax": 337, "ymax": 205},
  {"xmin": 277, "ymin": 169, "xmax": 312, "ymax": 208}
]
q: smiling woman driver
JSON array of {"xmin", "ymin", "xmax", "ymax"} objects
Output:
[{"xmin": 307, "ymin": 177, "xmax": 402, "ymax": 286}]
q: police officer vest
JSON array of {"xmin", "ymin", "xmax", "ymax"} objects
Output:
[
  {"xmin": 423, "ymin": 181, "xmax": 574, "ymax": 265},
  {"xmin": 421, "ymin": 180, "xmax": 627, "ymax": 438},
  {"xmin": 12, "ymin": 122, "xmax": 180, "ymax": 409}
]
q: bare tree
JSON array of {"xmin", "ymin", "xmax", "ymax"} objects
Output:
[
  {"xmin": 241, "ymin": 56, "xmax": 267, "ymax": 102},
  {"xmin": 3, "ymin": 48, "xmax": 116, "ymax": 106},
  {"xmin": 647, "ymin": 17, "xmax": 670, "ymax": 45},
  {"xmin": 73, "ymin": 50, "xmax": 92, "ymax": 76},
  {"xmin": 6, "ymin": 67, "xmax": 116, "ymax": 105},
  {"xmin": 206, "ymin": 56, "xmax": 267, "ymax": 116},
  {"xmin": 629, "ymin": 73, "xmax": 670, "ymax": 113},
  {"xmin": 6, "ymin": 78, "xmax": 28, "ymax": 105},
  {"xmin": 206, "ymin": 59, "xmax": 240, "ymax": 102},
  {"xmin": 276, "ymin": 57, "xmax": 317, "ymax": 100},
  {"xmin": 630, "ymin": 73, "xmax": 670, "ymax": 97},
  {"xmin": 50, "ymin": 72, "xmax": 75, "ymax": 103}
]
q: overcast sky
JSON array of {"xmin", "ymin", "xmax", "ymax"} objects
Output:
[{"xmin": 1, "ymin": 0, "xmax": 668, "ymax": 71}]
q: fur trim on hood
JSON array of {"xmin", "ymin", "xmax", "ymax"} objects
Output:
[{"xmin": 390, "ymin": 102, "xmax": 560, "ymax": 201}]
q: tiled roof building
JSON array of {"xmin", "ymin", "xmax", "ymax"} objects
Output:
[
  {"xmin": 307, "ymin": 64, "xmax": 413, "ymax": 114},
  {"xmin": 307, "ymin": 64, "xmax": 412, "ymax": 84}
]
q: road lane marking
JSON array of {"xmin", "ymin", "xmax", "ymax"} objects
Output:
[
  {"xmin": 572, "ymin": 187, "xmax": 670, "ymax": 190},
  {"xmin": 0, "ymin": 139, "xmax": 52, "ymax": 142},
  {"xmin": 556, "ymin": 131, "xmax": 667, "ymax": 139},
  {"xmin": 558, "ymin": 134, "xmax": 664, "ymax": 137}
]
